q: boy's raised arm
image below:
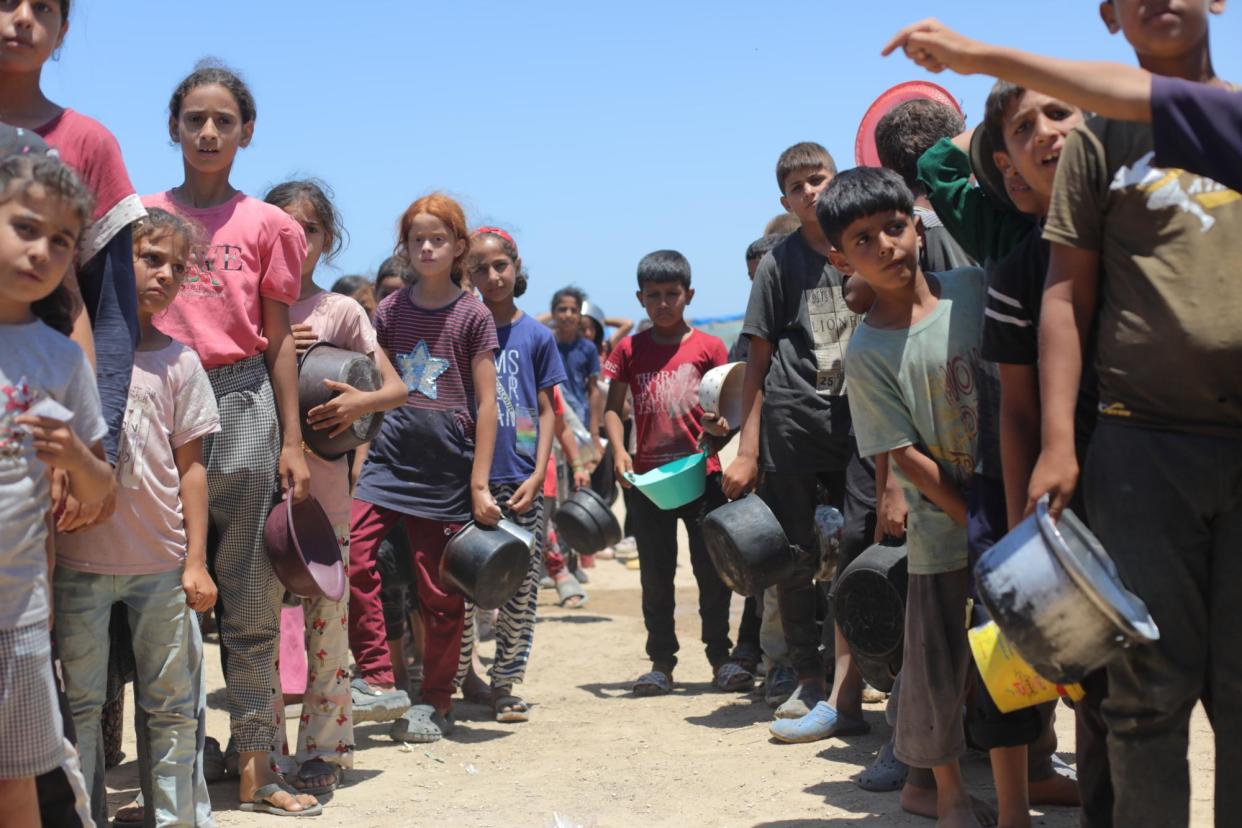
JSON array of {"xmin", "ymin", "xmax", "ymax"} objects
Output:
[{"xmin": 884, "ymin": 19, "xmax": 1152, "ymax": 122}]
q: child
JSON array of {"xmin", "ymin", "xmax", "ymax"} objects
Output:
[
  {"xmin": 374, "ymin": 254, "xmax": 415, "ymax": 305},
  {"xmin": 347, "ymin": 193, "xmax": 501, "ymax": 744},
  {"xmin": 820, "ymin": 166, "xmax": 1009, "ymax": 828},
  {"xmin": 54, "ymin": 207, "xmax": 219, "ymax": 827},
  {"xmin": 143, "ymin": 61, "xmax": 318, "ymax": 816},
  {"xmin": 0, "ymin": 153, "xmax": 112, "ymax": 826},
  {"xmin": 722, "ymin": 142, "xmax": 867, "ymax": 729},
  {"xmin": 456, "ymin": 226, "xmax": 565, "ymax": 722},
  {"xmin": 330, "ymin": 274, "xmax": 377, "ymax": 317},
  {"xmin": 884, "ymin": 17, "xmax": 1242, "ymax": 192},
  {"xmin": 603, "ymin": 250, "xmax": 733, "ymax": 695},
  {"xmin": 1028, "ymin": 3, "xmax": 1241, "ymax": 825},
  {"xmin": 550, "ymin": 286, "xmax": 602, "ymax": 463},
  {"xmin": 265, "ymin": 179, "xmax": 405, "ymax": 794}
]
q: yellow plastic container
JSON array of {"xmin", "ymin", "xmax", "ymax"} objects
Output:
[{"xmin": 968, "ymin": 621, "xmax": 1085, "ymax": 713}]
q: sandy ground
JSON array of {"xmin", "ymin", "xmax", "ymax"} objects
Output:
[{"xmin": 106, "ymin": 507, "xmax": 1216, "ymax": 827}]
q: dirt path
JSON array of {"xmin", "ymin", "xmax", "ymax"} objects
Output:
[{"xmin": 107, "ymin": 536, "xmax": 1215, "ymax": 827}]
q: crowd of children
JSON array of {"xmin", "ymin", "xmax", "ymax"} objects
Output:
[{"xmin": 1, "ymin": 0, "xmax": 1239, "ymax": 825}]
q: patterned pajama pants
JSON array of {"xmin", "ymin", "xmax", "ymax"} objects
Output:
[
  {"xmin": 204, "ymin": 355, "xmax": 283, "ymax": 754},
  {"xmin": 457, "ymin": 486, "xmax": 545, "ymax": 691},
  {"xmin": 273, "ymin": 449, "xmax": 354, "ymax": 770}
]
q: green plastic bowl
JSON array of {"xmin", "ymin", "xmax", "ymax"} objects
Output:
[{"xmin": 626, "ymin": 453, "xmax": 707, "ymax": 511}]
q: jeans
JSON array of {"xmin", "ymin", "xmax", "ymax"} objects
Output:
[
  {"xmin": 630, "ymin": 473, "xmax": 732, "ymax": 672},
  {"xmin": 54, "ymin": 567, "xmax": 211, "ymax": 827},
  {"xmin": 1084, "ymin": 423, "xmax": 1242, "ymax": 828}
]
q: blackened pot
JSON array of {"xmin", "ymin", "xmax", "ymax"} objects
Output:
[
  {"xmin": 441, "ymin": 519, "xmax": 534, "ymax": 610},
  {"xmin": 701, "ymin": 495, "xmax": 793, "ymax": 597},
  {"xmin": 298, "ymin": 342, "xmax": 385, "ymax": 460},
  {"xmin": 830, "ymin": 541, "xmax": 908, "ymax": 663},
  {"xmin": 554, "ymin": 488, "xmax": 622, "ymax": 555}
]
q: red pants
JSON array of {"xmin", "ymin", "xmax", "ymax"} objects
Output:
[{"xmin": 348, "ymin": 500, "xmax": 464, "ymax": 710}]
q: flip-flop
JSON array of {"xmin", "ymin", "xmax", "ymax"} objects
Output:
[
  {"xmin": 633, "ymin": 670, "xmax": 673, "ymax": 697},
  {"xmin": 203, "ymin": 737, "xmax": 226, "ymax": 783},
  {"xmin": 856, "ymin": 740, "xmax": 909, "ymax": 792},
  {"xmin": 554, "ymin": 577, "xmax": 588, "ymax": 608},
  {"xmin": 390, "ymin": 704, "xmax": 454, "ymax": 743},
  {"xmin": 239, "ymin": 782, "xmax": 324, "ymax": 817},
  {"xmin": 493, "ymin": 693, "xmax": 530, "ymax": 723},
  {"xmin": 769, "ymin": 701, "xmax": 871, "ymax": 743},
  {"xmin": 111, "ymin": 796, "xmax": 144, "ymax": 826},
  {"xmin": 291, "ymin": 759, "xmax": 340, "ymax": 797},
  {"xmin": 713, "ymin": 662, "xmax": 755, "ymax": 692}
]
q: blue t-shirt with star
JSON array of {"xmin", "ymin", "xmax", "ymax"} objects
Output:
[
  {"xmin": 354, "ymin": 289, "xmax": 499, "ymax": 522},
  {"xmin": 491, "ymin": 313, "xmax": 567, "ymax": 486}
]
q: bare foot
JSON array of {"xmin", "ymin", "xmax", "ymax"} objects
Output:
[
  {"xmin": 938, "ymin": 791, "xmax": 985, "ymax": 828},
  {"xmin": 901, "ymin": 783, "xmax": 997, "ymax": 826},
  {"xmin": 1029, "ymin": 770, "xmax": 1081, "ymax": 806}
]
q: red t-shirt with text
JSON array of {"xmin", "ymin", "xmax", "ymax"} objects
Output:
[{"xmin": 604, "ymin": 328, "xmax": 726, "ymax": 475}]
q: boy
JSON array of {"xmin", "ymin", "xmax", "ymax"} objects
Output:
[
  {"xmin": 730, "ymin": 234, "xmax": 786, "ymax": 365},
  {"xmin": 885, "ymin": 17, "xmax": 1242, "ymax": 192},
  {"xmin": 602, "ymin": 250, "xmax": 733, "ymax": 695},
  {"xmin": 550, "ymin": 286, "xmax": 603, "ymax": 463},
  {"xmin": 1027, "ymin": 3, "xmax": 1241, "ymax": 825},
  {"xmin": 821, "ymin": 166, "xmax": 1027, "ymax": 828},
  {"xmin": 723, "ymin": 142, "xmax": 870, "ymax": 733}
]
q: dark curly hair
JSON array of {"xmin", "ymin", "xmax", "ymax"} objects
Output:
[
  {"xmin": 264, "ymin": 179, "xmax": 347, "ymax": 261},
  {"xmin": 169, "ymin": 59, "xmax": 257, "ymax": 125},
  {"xmin": 0, "ymin": 155, "xmax": 94, "ymax": 334}
]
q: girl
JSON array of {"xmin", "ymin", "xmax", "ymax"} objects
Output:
[
  {"xmin": 0, "ymin": 0, "xmax": 146, "ymax": 476},
  {"xmin": 144, "ymin": 62, "xmax": 318, "ymax": 817},
  {"xmin": 264, "ymin": 179, "xmax": 405, "ymax": 796},
  {"xmin": 455, "ymin": 227, "xmax": 565, "ymax": 722},
  {"xmin": 0, "ymin": 153, "xmax": 112, "ymax": 825},
  {"xmin": 348, "ymin": 193, "xmax": 500, "ymax": 744},
  {"xmin": 55, "ymin": 208, "xmax": 219, "ymax": 827}
]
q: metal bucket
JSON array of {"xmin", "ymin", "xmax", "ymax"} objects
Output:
[
  {"xmin": 298, "ymin": 342, "xmax": 385, "ymax": 460},
  {"xmin": 440, "ymin": 519, "xmax": 534, "ymax": 610},
  {"xmin": 702, "ymin": 495, "xmax": 794, "ymax": 597}
]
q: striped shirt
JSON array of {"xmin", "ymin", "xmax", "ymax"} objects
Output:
[{"xmin": 355, "ymin": 288, "xmax": 499, "ymax": 521}]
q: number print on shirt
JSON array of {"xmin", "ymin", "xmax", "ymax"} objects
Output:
[
  {"xmin": 806, "ymin": 286, "xmax": 858, "ymax": 396},
  {"xmin": 398, "ymin": 340, "xmax": 451, "ymax": 400}
]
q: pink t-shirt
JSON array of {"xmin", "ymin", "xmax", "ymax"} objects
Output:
[
  {"xmin": 603, "ymin": 328, "xmax": 727, "ymax": 475},
  {"xmin": 56, "ymin": 342, "xmax": 220, "ymax": 575},
  {"xmin": 36, "ymin": 109, "xmax": 146, "ymax": 262},
  {"xmin": 290, "ymin": 291, "xmax": 379, "ymax": 526},
  {"xmin": 142, "ymin": 191, "xmax": 305, "ymax": 369}
]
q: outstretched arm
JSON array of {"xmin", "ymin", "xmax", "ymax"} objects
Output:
[{"xmin": 883, "ymin": 19, "xmax": 1152, "ymax": 121}]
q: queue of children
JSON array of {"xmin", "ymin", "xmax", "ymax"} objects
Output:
[{"xmin": 2, "ymin": 0, "xmax": 1240, "ymax": 825}]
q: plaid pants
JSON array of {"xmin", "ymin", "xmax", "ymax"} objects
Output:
[
  {"xmin": 457, "ymin": 486, "xmax": 545, "ymax": 690},
  {"xmin": 205, "ymin": 354, "xmax": 283, "ymax": 753}
]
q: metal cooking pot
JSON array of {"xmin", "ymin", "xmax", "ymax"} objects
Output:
[
  {"xmin": 831, "ymin": 541, "xmax": 907, "ymax": 662},
  {"xmin": 298, "ymin": 342, "xmax": 385, "ymax": 460},
  {"xmin": 554, "ymin": 488, "xmax": 622, "ymax": 555},
  {"xmin": 702, "ymin": 495, "xmax": 793, "ymax": 597},
  {"xmin": 975, "ymin": 496, "xmax": 1159, "ymax": 685},
  {"xmin": 264, "ymin": 495, "xmax": 346, "ymax": 602},
  {"xmin": 441, "ymin": 519, "xmax": 534, "ymax": 610}
]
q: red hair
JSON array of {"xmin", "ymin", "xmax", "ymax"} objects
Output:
[{"xmin": 397, "ymin": 192, "xmax": 469, "ymax": 284}]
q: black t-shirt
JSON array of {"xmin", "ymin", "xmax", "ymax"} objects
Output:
[
  {"xmin": 741, "ymin": 231, "xmax": 857, "ymax": 472},
  {"xmin": 982, "ymin": 228, "xmax": 1099, "ymax": 458}
]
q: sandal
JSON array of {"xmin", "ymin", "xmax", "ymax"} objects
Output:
[
  {"xmin": 239, "ymin": 781, "xmax": 323, "ymax": 817},
  {"xmin": 856, "ymin": 740, "xmax": 909, "ymax": 792},
  {"xmin": 492, "ymin": 690, "xmax": 530, "ymax": 723},
  {"xmin": 713, "ymin": 662, "xmax": 755, "ymax": 692},
  {"xmin": 632, "ymin": 670, "xmax": 673, "ymax": 697},
  {"xmin": 554, "ymin": 576, "xmax": 588, "ymax": 608},
  {"xmin": 291, "ymin": 759, "xmax": 340, "ymax": 797},
  {"xmin": 203, "ymin": 736, "xmax": 226, "ymax": 783},
  {"xmin": 390, "ymin": 704, "xmax": 454, "ymax": 743},
  {"xmin": 112, "ymin": 795, "xmax": 144, "ymax": 826}
]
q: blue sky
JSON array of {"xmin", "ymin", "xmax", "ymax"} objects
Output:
[{"xmin": 42, "ymin": 1, "xmax": 1242, "ymax": 323}]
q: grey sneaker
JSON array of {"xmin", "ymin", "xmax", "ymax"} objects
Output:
[
  {"xmin": 774, "ymin": 681, "xmax": 826, "ymax": 720},
  {"xmin": 351, "ymin": 678, "xmax": 411, "ymax": 723},
  {"xmin": 764, "ymin": 663, "xmax": 797, "ymax": 708},
  {"xmin": 390, "ymin": 704, "xmax": 454, "ymax": 743}
]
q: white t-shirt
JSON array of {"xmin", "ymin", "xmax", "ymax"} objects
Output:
[
  {"xmin": 57, "ymin": 341, "xmax": 219, "ymax": 575},
  {"xmin": 0, "ymin": 320, "xmax": 107, "ymax": 628}
]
